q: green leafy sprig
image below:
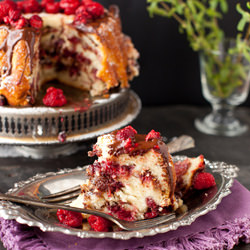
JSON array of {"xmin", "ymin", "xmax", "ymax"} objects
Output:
[{"xmin": 147, "ymin": 0, "xmax": 250, "ymax": 98}]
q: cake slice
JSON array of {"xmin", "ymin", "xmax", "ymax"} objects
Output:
[
  {"xmin": 71, "ymin": 126, "xmax": 182, "ymax": 221},
  {"xmin": 60, "ymin": 127, "xmax": 216, "ymax": 231}
]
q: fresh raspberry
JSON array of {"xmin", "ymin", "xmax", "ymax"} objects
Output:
[
  {"xmin": 81, "ymin": 0, "xmax": 93, "ymax": 5},
  {"xmin": 16, "ymin": 1, "xmax": 24, "ymax": 11},
  {"xmin": 73, "ymin": 13, "xmax": 87, "ymax": 25},
  {"xmin": 41, "ymin": 0, "xmax": 54, "ymax": 8},
  {"xmin": 145, "ymin": 129, "xmax": 161, "ymax": 141},
  {"xmin": 8, "ymin": 9, "xmax": 21, "ymax": 21},
  {"xmin": 0, "ymin": 0, "xmax": 17, "ymax": 21},
  {"xmin": 75, "ymin": 5, "xmax": 86, "ymax": 15},
  {"xmin": 85, "ymin": 1, "xmax": 104, "ymax": 19},
  {"xmin": 14, "ymin": 16, "xmax": 28, "ymax": 29},
  {"xmin": 75, "ymin": 5, "xmax": 91, "ymax": 19},
  {"xmin": 43, "ymin": 87, "xmax": 67, "ymax": 107},
  {"xmin": 124, "ymin": 137, "xmax": 133, "ymax": 149},
  {"xmin": 60, "ymin": 0, "xmax": 80, "ymax": 14},
  {"xmin": 20, "ymin": 0, "xmax": 42, "ymax": 13},
  {"xmin": 63, "ymin": 7, "xmax": 75, "ymax": 15},
  {"xmin": 3, "ymin": 16, "xmax": 11, "ymax": 24},
  {"xmin": 45, "ymin": 2, "xmax": 60, "ymax": 13},
  {"xmin": 56, "ymin": 209, "xmax": 83, "ymax": 227},
  {"xmin": 87, "ymin": 215, "xmax": 112, "ymax": 232},
  {"xmin": 116, "ymin": 126, "xmax": 137, "ymax": 141},
  {"xmin": 193, "ymin": 172, "xmax": 216, "ymax": 190},
  {"xmin": 29, "ymin": 14, "xmax": 43, "ymax": 29}
]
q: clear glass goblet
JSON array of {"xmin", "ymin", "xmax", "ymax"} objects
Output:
[{"xmin": 195, "ymin": 40, "xmax": 250, "ymax": 136}]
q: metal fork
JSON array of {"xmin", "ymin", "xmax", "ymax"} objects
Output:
[
  {"xmin": 42, "ymin": 134, "xmax": 195, "ymax": 203},
  {"xmin": 0, "ymin": 193, "xmax": 175, "ymax": 231}
]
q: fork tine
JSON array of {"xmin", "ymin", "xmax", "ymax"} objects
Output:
[
  {"xmin": 42, "ymin": 185, "xmax": 80, "ymax": 199},
  {"xmin": 126, "ymin": 213, "xmax": 176, "ymax": 230},
  {"xmin": 42, "ymin": 191, "xmax": 81, "ymax": 203}
]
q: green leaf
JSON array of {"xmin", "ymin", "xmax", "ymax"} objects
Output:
[
  {"xmin": 219, "ymin": 0, "xmax": 228, "ymax": 13},
  {"xmin": 237, "ymin": 18, "xmax": 247, "ymax": 31}
]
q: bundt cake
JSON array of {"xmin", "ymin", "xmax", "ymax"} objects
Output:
[{"xmin": 0, "ymin": 0, "xmax": 139, "ymax": 106}]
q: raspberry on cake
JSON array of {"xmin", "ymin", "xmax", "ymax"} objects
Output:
[
  {"xmin": 0, "ymin": 0, "xmax": 139, "ymax": 106},
  {"xmin": 71, "ymin": 126, "xmax": 183, "ymax": 221}
]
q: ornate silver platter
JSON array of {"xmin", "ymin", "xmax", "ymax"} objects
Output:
[
  {"xmin": 0, "ymin": 156, "xmax": 238, "ymax": 240},
  {"xmin": 0, "ymin": 89, "xmax": 141, "ymax": 145}
]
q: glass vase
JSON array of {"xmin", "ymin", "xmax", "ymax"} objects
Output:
[{"xmin": 195, "ymin": 40, "xmax": 250, "ymax": 136}]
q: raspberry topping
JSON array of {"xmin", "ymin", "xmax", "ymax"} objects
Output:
[
  {"xmin": 56, "ymin": 209, "xmax": 83, "ymax": 227},
  {"xmin": 40, "ymin": 0, "xmax": 53, "ymax": 8},
  {"xmin": 14, "ymin": 16, "xmax": 28, "ymax": 29},
  {"xmin": 45, "ymin": 2, "xmax": 60, "ymax": 13},
  {"xmin": 193, "ymin": 172, "xmax": 216, "ymax": 190},
  {"xmin": 85, "ymin": 1, "xmax": 104, "ymax": 19},
  {"xmin": 87, "ymin": 215, "xmax": 112, "ymax": 232},
  {"xmin": 8, "ymin": 9, "xmax": 21, "ymax": 21},
  {"xmin": 116, "ymin": 126, "xmax": 137, "ymax": 141},
  {"xmin": 43, "ymin": 87, "xmax": 67, "ymax": 107},
  {"xmin": 29, "ymin": 14, "xmax": 43, "ymax": 28},
  {"xmin": 19, "ymin": 0, "xmax": 42, "ymax": 13},
  {"xmin": 0, "ymin": 0, "xmax": 17, "ymax": 20},
  {"xmin": 145, "ymin": 129, "xmax": 161, "ymax": 141},
  {"xmin": 59, "ymin": 0, "xmax": 80, "ymax": 15}
]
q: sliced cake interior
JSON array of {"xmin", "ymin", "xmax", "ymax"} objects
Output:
[
  {"xmin": 38, "ymin": 6, "xmax": 139, "ymax": 97},
  {"xmin": 71, "ymin": 126, "xmax": 182, "ymax": 221}
]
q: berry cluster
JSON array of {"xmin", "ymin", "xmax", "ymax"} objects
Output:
[
  {"xmin": 145, "ymin": 129, "xmax": 161, "ymax": 141},
  {"xmin": 116, "ymin": 125, "xmax": 137, "ymax": 141},
  {"xmin": 0, "ymin": 0, "xmax": 43, "ymax": 29},
  {"xmin": 42, "ymin": 86, "xmax": 67, "ymax": 107},
  {"xmin": 115, "ymin": 126, "xmax": 139, "ymax": 153},
  {"xmin": 0, "ymin": 0, "xmax": 104, "ymax": 29}
]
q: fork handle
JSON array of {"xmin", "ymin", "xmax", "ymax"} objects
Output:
[{"xmin": 0, "ymin": 193, "xmax": 117, "ymax": 224}]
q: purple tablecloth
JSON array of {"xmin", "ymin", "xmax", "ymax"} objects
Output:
[{"xmin": 0, "ymin": 180, "xmax": 250, "ymax": 250}]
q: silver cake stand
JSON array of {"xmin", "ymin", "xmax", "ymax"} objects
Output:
[{"xmin": 0, "ymin": 88, "xmax": 141, "ymax": 158}]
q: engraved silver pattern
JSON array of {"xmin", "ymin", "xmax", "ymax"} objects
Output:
[{"xmin": 0, "ymin": 156, "xmax": 239, "ymax": 240}]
